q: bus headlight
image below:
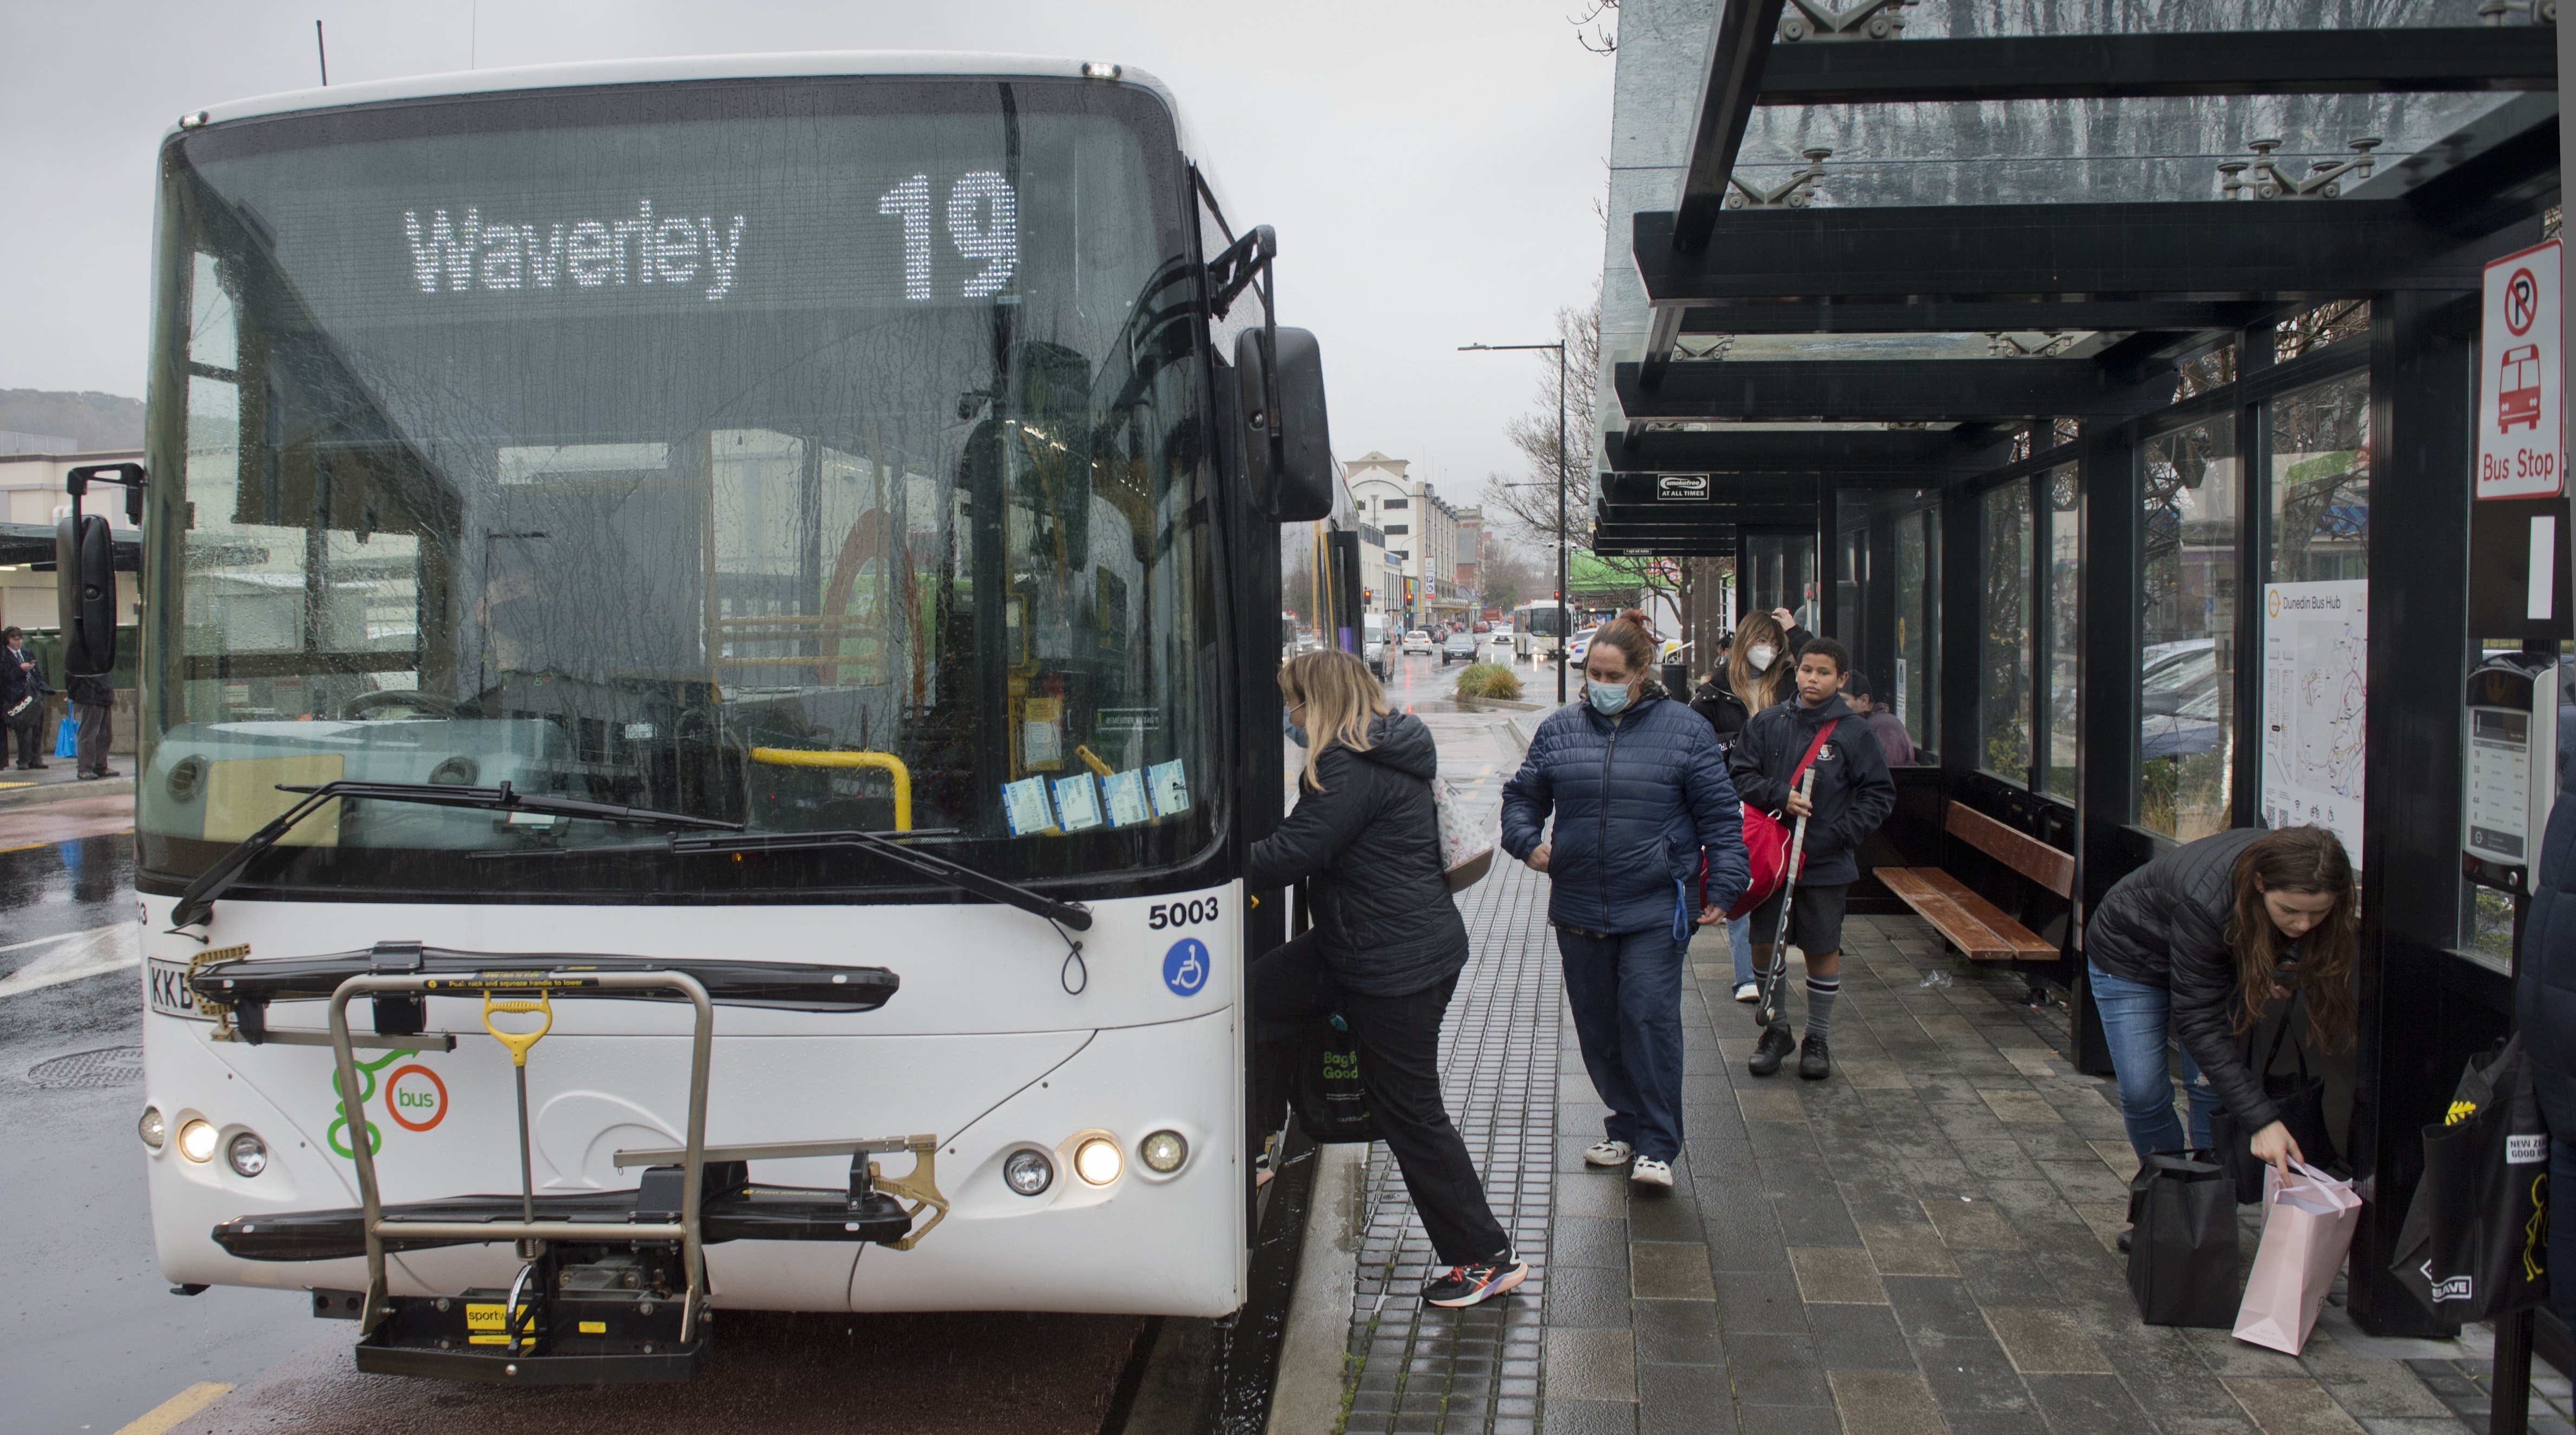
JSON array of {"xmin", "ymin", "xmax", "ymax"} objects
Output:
[
  {"xmin": 1004, "ymin": 1149, "xmax": 1054, "ymax": 1196},
  {"xmin": 1074, "ymin": 1136, "xmax": 1122, "ymax": 1186},
  {"xmin": 1140, "ymin": 1130, "xmax": 1187, "ymax": 1174},
  {"xmin": 139, "ymin": 1106, "xmax": 166, "ymax": 1150},
  {"xmin": 176, "ymin": 1118, "xmax": 218, "ymax": 1163},
  {"xmin": 227, "ymin": 1131, "xmax": 268, "ymax": 1177}
]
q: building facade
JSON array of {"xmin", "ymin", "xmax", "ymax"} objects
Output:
[{"xmin": 1343, "ymin": 451, "xmax": 1474, "ymax": 628}]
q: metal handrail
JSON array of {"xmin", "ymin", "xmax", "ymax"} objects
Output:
[{"xmin": 746, "ymin": 748, "xmax": 913, "ymax": 831}]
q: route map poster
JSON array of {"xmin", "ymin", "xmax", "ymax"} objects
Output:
[{"xmin": 2261, "ymin": 580, "xmax": 2367, "ymax": 865}]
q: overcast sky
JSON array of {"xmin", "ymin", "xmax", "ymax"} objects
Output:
[{"xmin": 0, "ymin": 1, "xmax": 1619, "ymax": 505}]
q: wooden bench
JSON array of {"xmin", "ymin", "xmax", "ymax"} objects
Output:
[{"xmin": 1875, "ymin": 804, "xmax": 2071, "ymax": 962}]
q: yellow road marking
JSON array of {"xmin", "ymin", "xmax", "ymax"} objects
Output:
[
  {"xmin": 0, "ymin": 781, "xmax": 31, "ymax": 788},
  {"xmin": 1478, "ymin": 764, "xmax": 1492, "ymax": 776},
  {"xmin": 115, "ymin": 1382, "xmax": 234, "ymax": 1435}
]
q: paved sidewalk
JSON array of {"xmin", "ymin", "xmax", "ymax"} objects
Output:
[{"xmin": 1543, "ymin": 915, "xmax": 2502, "ymax": 1435}]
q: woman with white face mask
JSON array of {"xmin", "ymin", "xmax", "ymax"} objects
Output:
[
  {"xmin": 1501, "ymin": 610, "xmax": 1747, "ymax": 1190},
  {"xmin": 1688, "ymin": 609, "xmax": 1808, "ymax": 1001}
]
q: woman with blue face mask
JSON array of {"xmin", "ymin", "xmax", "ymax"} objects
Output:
[{"xmin": 1500, "ymin": 609, "xmax": 1747, "ymax": 1190}]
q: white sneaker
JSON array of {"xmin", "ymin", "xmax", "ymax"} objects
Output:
[
  {"xmin": 1582, "ymin": 1140, "xmax": 1633, "ymax": 1168},
  {"xmin": 1630, "ymin": 1157, "xmax": 1674, "ymax": 1188},
  {"xmin": 1733, "ymin": 981, "xmax": 1759, "ymax": 1003}
]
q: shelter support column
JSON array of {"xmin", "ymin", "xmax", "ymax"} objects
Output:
[
  {"xmin": 2071, "ymin": 421, "xmax": 2138, "ymax": 1078},
  {"xmin": 2348, "ymin": 288, "xmax": 2478, "ymax": 1339}
]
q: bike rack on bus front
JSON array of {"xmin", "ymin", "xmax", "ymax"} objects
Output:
[{"xmin": 323, "ymin": 969, "xmax": 717, "ymax": 1347}]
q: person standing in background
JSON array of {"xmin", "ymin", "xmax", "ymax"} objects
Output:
[
  {"xmin": 1840, "ymin": 671, "xmax": 1916, "ymax": 767},
  {"xmin": 69, "ymin": 669, "xmax": 116, "ymax": 780},
  {"xmin": 2, "ymin": 627, "xmax": 52, "ymax": 771},
  {"xmin": 1690, "ymin": 609, "xmax": 1804, "ymax": 1003}
]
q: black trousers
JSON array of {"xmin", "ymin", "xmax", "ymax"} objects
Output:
[
  {"xmin": 8, "ymin": 710, "xmax": 41, "ymax": 767},
  {"xmin": 75, "ymin": 702, "xmax": 111, "ymax": 776},
  {"xmin": 1250, "ymin": 931, "xmax": 1508, "ymax": 1267}
]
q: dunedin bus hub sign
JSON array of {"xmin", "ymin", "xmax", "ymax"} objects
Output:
[{"xmin": 2478, "ymin": 239, "xmax": 2564, "ymax": 501}]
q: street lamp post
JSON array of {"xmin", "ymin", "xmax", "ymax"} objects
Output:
[{"xmin": 1460, "ymin": 340, "xmax": 1570, "ymax": 703}]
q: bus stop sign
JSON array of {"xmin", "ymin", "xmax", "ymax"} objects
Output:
[{"xmin": 2478, "ymin": 238, "xmax": 2563, "ymax": 499}]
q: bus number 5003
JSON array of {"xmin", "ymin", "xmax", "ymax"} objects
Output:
[{"xmin": 1148, "ymin": 898, "xmax": 1219, "ymax": 930}]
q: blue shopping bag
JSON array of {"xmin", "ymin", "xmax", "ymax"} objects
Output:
[{"xmin": 53, "ymin": 718, "xmax": 77, "ymax": 758}]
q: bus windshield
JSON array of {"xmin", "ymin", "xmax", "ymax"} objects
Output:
[{"xmin": 140, "ymin": 77, "xmax": 1221, "ymax": 901}]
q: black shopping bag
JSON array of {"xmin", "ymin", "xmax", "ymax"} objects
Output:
[
  {"xmin": 1290, "ymin": 1014, "xmax": 1378, "ymax": 1143},
  {"xmin": 2128, "ymin": 1151, "xmax": 2241, "ymax": 1327},
  {"xmin": 2387, "ymin": 1035, "xmax": 2550, "ymax": 1321}
]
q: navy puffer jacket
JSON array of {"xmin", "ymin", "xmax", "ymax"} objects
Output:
[
  {"xmin": 2516, "ymin": 775, "xmax": 2576, "ymax": 1136},
  {"xmin": 1500, "ymin": 688, "xmax": 1747, "ymax": 936}
]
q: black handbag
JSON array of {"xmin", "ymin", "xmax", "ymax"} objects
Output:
[
  {"xmin": 2127, "ymin": 1151, "xmax": 2242, "ymax": 1327},
  {"xmin": 1289, "ymin": 1013, "xmax": 1378, "ymax": 1143},
  {"xmin": 2388, "ymin": 1035, "xmax": 2551, "ymax": 1321},
  {"xmin": 2211, "ymin": 995, "xmax": 2340, "ymax": 1203}
]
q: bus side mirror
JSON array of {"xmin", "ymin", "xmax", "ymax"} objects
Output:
[
  {"xmin": 55, "ymin": 514, "xmax": 117, "ymax": 676},
  {"xmin": 1236, "ymin": 327, "xmax": 1333, "ymax": 522}
]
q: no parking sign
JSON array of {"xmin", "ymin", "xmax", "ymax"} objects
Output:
[{"xmin": 2477, "ymin": 239, "xmax": 2564, "ymax": 499}]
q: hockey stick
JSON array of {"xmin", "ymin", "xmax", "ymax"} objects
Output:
[{"xmin": 1755, "ymin": 767, "xmax": 1818, "ymax": 1030}]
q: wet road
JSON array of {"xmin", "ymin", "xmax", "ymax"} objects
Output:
[{"xmin": 0, "ymin": 824, "xmax": 324, "ymax": 1435}]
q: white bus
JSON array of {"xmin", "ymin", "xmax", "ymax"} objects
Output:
[
  {"xmin": 87, "ymin": 52, "xmax": 1337, "ymax": 1383},
  {"xmin": 1507, "ymin": 601, "xmax": 1571, "ymax": 663}
]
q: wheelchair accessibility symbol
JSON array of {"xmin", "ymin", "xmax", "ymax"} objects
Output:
[{"xmin": 1163, "ymin": 938, "xmax": 1210, "ymax": 997}]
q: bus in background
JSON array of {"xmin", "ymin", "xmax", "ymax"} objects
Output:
[
  {"xmin": 1508, "ymin": 600, "xmax": 1570, "ymax": 664},
  {"xmin": 81, "ymin": 52, "xmax": 1341, "ymax": 1384}
]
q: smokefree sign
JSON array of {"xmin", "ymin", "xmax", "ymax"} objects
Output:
[{"xmin": 403, "ymin": 200, "xmax": 746, "ymax": 300}]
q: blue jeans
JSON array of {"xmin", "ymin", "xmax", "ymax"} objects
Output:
[
  {"xmin": 1727, "ymin": 914, "xmax": 1753, "ymax": 988},
  {"xmin": 2087, "ymin": 962, "xmax": 2220, "ymax": 1164},
  {"xmin": 1560, "ymin": 927, "xmax": 1687, "ymax": 1162}
]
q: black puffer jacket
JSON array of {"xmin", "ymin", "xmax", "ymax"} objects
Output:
[
  {"xmin": 1726, "ymin": 694, "xmax": 1894, "ymax": 887},
  {"xmin": 1247, "ymin": 712, "xmax": 1468, "ymax": 998},
  {"xmin": 2516, "ymin": 775, "xmax": 2576, "ymax": 1135},
  {"xmin": 2085, "ymin": 827, "xmax": 2281, "ymax": 1133}
]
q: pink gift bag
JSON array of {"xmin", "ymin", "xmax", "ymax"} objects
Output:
[{"xmin": 2233, "ymin": 1161, "xmax": 2363, "ymax": 1354}]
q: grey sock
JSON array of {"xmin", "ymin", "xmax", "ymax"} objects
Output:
[
  {"xmin": 1804, "ymin": 976, "xmax": 1841, "ymax": 1042},
  {"xmin": 1753, "ymin": 962, "xmax": 1791, "ymax": 1031}
]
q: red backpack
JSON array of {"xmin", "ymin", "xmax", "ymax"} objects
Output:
[{"xmin": 1721, "ymin": 720, "xmax": 1839, "ymax": 919}]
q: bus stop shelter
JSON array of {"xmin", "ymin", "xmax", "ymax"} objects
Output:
[{"xmin": 1593, "ymin": 0, "xmax": 2562, "ymax": 1342}]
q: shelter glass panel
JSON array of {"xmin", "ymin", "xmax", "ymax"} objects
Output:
[
  {"xmin": 2140, "ymin": 421, "xmax": 2242, "ymax": 840},
  {"xmin": 1836, "ymin": 487, "xmax": 1940, "ymax": 763},
  {"xmin": 1816, "ymin": 1, "xmax": 2502, "ymax": 37},
  {"xmin": 2043, "ymin": 466, "xmax": 2082, "ymax": 801},
  {"xmin": 1981, "ymin": 482, "xmax": 2033, "ymax": 784},
  {"xmin": 2269, "ymin": 373, "xmax": 2372, "ymax": 582},
  {"xmin": 1744, "ymin": 532, "xmax": 1819, "ymax": 634}
]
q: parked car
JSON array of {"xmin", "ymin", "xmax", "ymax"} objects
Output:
[
  {"xmin": 1403, "ymin": 630, "xmax": 1435, "ymax": 655},
  {"xmin": 2140, "ymin": 680, "xmax": 2224, "ymax": 760},
  {"xmin": 1564, "ymin": 626, "xmax": 1599, "ymax": 668},
  {"xmin": 1441, "ymin": 633, "xmax": 1477, "ymax": 665}
]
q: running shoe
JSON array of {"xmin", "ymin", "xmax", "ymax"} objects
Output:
[
  {"xmin": 1582, "ymin": 1139, "xmax": 1634, "ymax": 1168},
  {"xmin": 1733, "ymin": 981, "xmax": 1759, "ymax": 1003},
  {"xmin": 1423, "ymin": 1256, "xmax": 1529, "ymax": 1308},
  {"xmin": 1747, "ymin": 1024, "xmax": 1796, "ymax": 1077},
  {"xmin": 1629, "ymin": 1157, "xmax": 1674, "ymax": 1189}
]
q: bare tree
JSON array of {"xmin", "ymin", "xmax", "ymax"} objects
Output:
[{"xmin": 1572, "ymin": 0, "xmax": 1619, "ymax": 53}]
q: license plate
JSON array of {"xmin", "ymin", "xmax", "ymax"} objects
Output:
[{"xmin": 147, "ymin": 958, "xmax": 211, "ymax": 1021}]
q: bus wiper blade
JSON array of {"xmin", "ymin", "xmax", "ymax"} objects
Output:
[
  {"xmin": 665, "ymin": 829, "xmax": 1094, "ymax": 932},
  {"xmin": 170, "ymin": 780, "xmax": 741, "ymax": 929}
]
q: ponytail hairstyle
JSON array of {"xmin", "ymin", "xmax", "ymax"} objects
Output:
[
  {"xmin": 1278, "ymin": 648, "xmax": 1387, "ymax": 792},
  {"xmin": 2224, "ymin": 825, "xmax": 2358, "ymax": 1049},
  {"xmin": 1585, "ymin": 607, "xmax": 1659, "ymax": 680},
  {"xmin": 1726, "ymin": 611, "xmax": 1792, "ymax": 714}
]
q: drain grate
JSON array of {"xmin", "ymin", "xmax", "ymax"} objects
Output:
[{"xmin": 28, "ymin": 1044, "xmax": 144, "ymax": 1089}]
